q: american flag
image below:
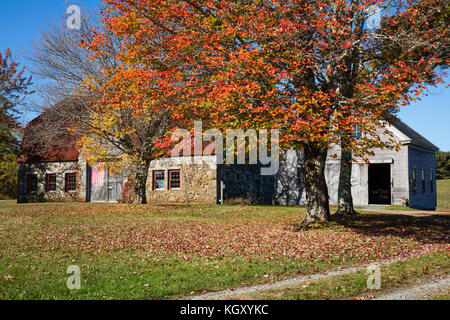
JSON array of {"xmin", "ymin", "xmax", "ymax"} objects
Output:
[{"xmin": 91, "ymin": 167, "xmax": 105, "ymax": 186}]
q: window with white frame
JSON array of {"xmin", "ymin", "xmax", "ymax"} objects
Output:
[{"xmin": 153, "ymin": 171, "xmax": 165, "ymax": 190}]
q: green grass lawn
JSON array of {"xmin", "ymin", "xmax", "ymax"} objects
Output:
[
  {"xmin": 437, "ymin": 179, "xmax": 450, "ymax": 212},
  {"xmin": 383, "ymin": 205, "xmax": 420, "ymax": 211},
  {"xmin": 0, "ymin": 201, "xmax": 448, "ymax": 300}
]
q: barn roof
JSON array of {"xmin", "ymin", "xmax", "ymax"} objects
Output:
[
  {"xmin": 391, "ymin": 118, "xmax": 439, "ymax": 152},
  {"xmin": 17, "ymin": 100, "xmax": 82, "ymax": 163}
]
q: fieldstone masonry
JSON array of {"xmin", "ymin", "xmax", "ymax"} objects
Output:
[
  {"xmin": 147, "ymin": 156, "xmax": 217, "ymax": 204},
  {"xmin": 17, "ymin": 160, "xmax": 88, "ymax": 203}
]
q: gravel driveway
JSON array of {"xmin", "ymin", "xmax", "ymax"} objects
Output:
[{"xmin": 374, "ymin": 276, "xmax": 450, "ymax": 300}]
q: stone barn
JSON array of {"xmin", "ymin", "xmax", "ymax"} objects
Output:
[
  {"xmin": 18, "ymin": 104, "xmax": 438, "ymax": 210},
  {"xmin": 17, "ymin": 106, "xmax": 126, "ymax": 203}
]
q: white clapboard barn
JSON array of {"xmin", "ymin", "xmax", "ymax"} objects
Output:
[{"xmin": 273, "ymin": 119, "xmax": 438, "ymax": 209}]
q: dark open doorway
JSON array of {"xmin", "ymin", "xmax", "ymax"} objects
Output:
[{"xmin": 368, "ymin": 164, "xmax": 391, "ymax": 204}]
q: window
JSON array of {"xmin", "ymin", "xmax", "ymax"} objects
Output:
[
  {"xmin": 153, "ymin": 171, "xmax": 165, "ymax": 190},
  {"xmin": 412, "ymin": 168, "xmax": 416, "ymax": 193},
  {"xmin": 27, "ymin": 174, "xmax": 38, "ymax": 193},
  {"xmin": 169, "ymin": 170, "xmax": 181, "ymax": 189},
  {"xmin": 46, "ymin": 174, "xmax": 57, "ymax": 192},
  {"xmin": 421, "ymin": 169, "xmax": 425, "ymax": 193},
  {"xmin": 430, "ymin": 170, "xmax": 434, "ymax": 193},
  {"xmin": 297, "ymin": 166, "xmax": 304, "ymax": 185},
  {"xmin": 65, "ymin": 173, "xmax": 77, "ymax": 192}
]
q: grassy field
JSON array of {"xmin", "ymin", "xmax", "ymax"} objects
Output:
[
  {"xmin": 0, "ymin": 201, "xmax": 448, "ymax": 300},
  {"xmin": 383, "ymin": 205, "xmax": 420, "ymax": 211},
  {"xmin": 437, "ymin": 179, "xmax": 450, "ymax": 211}
]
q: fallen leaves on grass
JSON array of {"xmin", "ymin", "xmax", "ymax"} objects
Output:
[{"xmin": 0, "ymin": 206, "xmax": 447, "ymax": 270}]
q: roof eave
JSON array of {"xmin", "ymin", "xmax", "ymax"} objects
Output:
[{"xmin": 400, "ymin": 139, "xmax": 439, "ymax": 152}]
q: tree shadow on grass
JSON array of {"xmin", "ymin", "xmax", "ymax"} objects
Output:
[{"xmin": 331, "ymin": 213, "xmax": 450, "ymax": 244}]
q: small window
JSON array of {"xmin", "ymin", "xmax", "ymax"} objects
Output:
[
  {"xmin": 27, "ymin": 174, "xmax": 38, "ymax": 193},
  {"xmin": 169, "ymin": 170, "xmax": 181, "ymax": 189},
  {"xmin": 65, "ymin": 173, "xmax": 77, "ymax": 192},
  {"xmin": 297, "ymin": 167, "xmax": 304, "ymax": 185},
  {"xmin": 412, "ymin": 168, "xmax": 416, "ymax": 193},
  {"xmin": 153, "ymin": 171, "xmax": 165, "ymax": 190},
  {"xmin": 430, "ymin": 170, "xmax": 433, "ymax": 193},
  {"xmin": 421, "ymin": 169, "xmax": 425, "ymax": 193},
  {"xmin": 46, "ymin": 174, "xmax": 57, "ymax": 192}
]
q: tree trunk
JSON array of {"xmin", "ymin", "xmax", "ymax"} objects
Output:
[
  {"xmin": 302, "ymin": 143, "xmax": 330, "ymax": 223},
  {"xmin": 134, "ymin": 160, "xmax": 150, "ymax": 204},
  {"xmin": 335, "ymin": 146, "xmax": 358, "ymax": 216}
]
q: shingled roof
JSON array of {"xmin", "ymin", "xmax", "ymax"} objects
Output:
[
  {"xmin": 392, "ymin": 118, "xmax": 439, "ymax": 152},
  {"xmin": 17, "ymin": 100, "xmax": 82, "ymax": 163}
]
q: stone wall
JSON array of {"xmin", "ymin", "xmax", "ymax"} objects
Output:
[
  {"xmin": 146, "ymin": 156, "xmax": 217, "ymax": 204},
  {"xmin": 17, "ymin": 160, "xmax": 87, "ymax": 203}
]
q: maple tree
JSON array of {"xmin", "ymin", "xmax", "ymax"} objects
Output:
[
  {"xmin": 88, "ymin": 0, "xmax": 448, "ymax": 218},
  {"xmin": 78, "ymin": 14, "xmax": 181, "ymax": 204}
]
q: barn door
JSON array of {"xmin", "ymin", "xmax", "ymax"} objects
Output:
[
  {"xmin": 368, "ymin": 164, "xmax": 391, "ymax": 204},
  {"xmin": 108, "ymin": 172, "xmax": 123, "ymax": 202},
  {"xmin": 90, "ymin": 167, "xmax": 107, "ymax": 202},
  {"xmin": 90, "ymin": 166, "xmax": 123, "ymax": 202}
]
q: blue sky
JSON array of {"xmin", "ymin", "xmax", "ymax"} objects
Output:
[{"xmin": 1, "ymin": 0, "xmax": 449, "ymax": 151}]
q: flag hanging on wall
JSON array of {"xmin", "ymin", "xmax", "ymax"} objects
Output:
[{"xmin": 92, "ymin": 167, "xmax": 105, "ymax": 186}]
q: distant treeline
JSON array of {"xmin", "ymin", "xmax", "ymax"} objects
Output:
[{"xmin": 436, "ymin": 151, "xmax": 450, "ymax": 180}]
